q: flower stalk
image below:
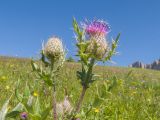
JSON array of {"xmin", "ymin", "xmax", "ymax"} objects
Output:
[
  {"xmin": 72, "ymin": 18, "xmax": 120, "ymax": 120},
  {"xmin": 43, "ymin": 37, "xmax": 65, "ymax": 119},
  {"xmin": 53, "ymin": 84, "xmax": 57, "ymax": 120}
]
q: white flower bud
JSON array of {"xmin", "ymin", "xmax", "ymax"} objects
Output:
[{"xmin": 44, "ymin": 37, "xmax": 64, "ymax": 62}]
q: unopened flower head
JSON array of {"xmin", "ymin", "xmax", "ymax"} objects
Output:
[
  {"xmin": 20, "ymin": 112, "xmax": 27, "ymax": 120},
  {"xmin": 44, "ymin": 36, "xmax": 64, "ymax": 62},
  {"xmin": 82, "ymin": 19, "xmax": 110, "ymax": 59}
]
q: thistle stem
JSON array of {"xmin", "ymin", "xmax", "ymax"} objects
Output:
[
  {"xmin": 73, "ymin": 58, "xmax": 95, "ymax": 119},
  {"xmin": 53, "ymin": 85, "xmax": 57, "ymax": 120},
  {"xmin": 51, "ymin": 63, "xmax": 57, "ymax": 120},
  {"xmin": 75, "ymin": 85, "xmax": 87, "ymax": 113}
]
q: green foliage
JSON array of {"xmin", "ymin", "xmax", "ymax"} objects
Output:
[
  {"xmin": 104, "ymin": 33, "xmax": 120, "ymax": 62},
  {"xmin": 1, "ymin": 57, "xmax": 160, "ymax": 119},
  {"xmin": 6, "ymin": 81, "xmax": 51, "ymax": 120},
  {"xmin": 1, "ymin": 17, "xmax": 160, "ymax": 120}
]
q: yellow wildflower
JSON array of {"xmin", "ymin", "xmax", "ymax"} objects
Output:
[
  {"xmin": 1, "ymin": 76, "xmax": 7, "ymax": 80},
  {"xmin": 33, "ymin": 92, "xmax": 38, "ymax": 97},
  {"xmin": 5, "ymin": 85, "xmax": 10, "ymax": 90},
  {"xmin": 93, "ymin": 108, "xmax": 100, "ymax": 113}
]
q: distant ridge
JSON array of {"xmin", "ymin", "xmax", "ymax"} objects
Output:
[{"xmin": 129, "ymin": 59, "xmax": 160, "ymax": 70}]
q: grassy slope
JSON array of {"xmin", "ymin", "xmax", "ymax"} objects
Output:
[{"xmin": 0, "ymin": 56, "xmax": 160, "ymax": 119}]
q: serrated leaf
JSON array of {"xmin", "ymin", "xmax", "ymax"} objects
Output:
[
  {"xmin": 73, "ymin": 17, "xmax": 84, "ymax": 42},
  {"xmin": 104, "ymin": 33, "xmax": 120, "ymax": 62}
]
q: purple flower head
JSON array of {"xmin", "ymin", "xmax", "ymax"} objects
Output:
[
  {"xmin": 84, "ymin": 19, "xmax": 110, "ymax": 36},
  {"xmin": 20, "ymin": 112, "xmax": 28, "ymax": 120}
]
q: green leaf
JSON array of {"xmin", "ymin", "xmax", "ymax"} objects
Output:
[
  {"xmin": 22, "ymin": 83, "xmax": 31, "ymax": 107},
  {"xmin": 73, "ymin": 17, "xmax": 84, "ymax": 42},
  {"xmin": 43, "ymin": 74, "xmax": 53, "ymax": 86},
  {"xmin": 15, "ymin": 79, "xmax": 23, "ymax": 102},
  {"xmin": 93, "ymin": 95, "xmax": 104, "ymax": 107},
  {"xmin": 0, "ymin": 98, "xmax": 10, "ymax": 120},
  {"xmin": 11, "ymin": 103, "xmax": 23, "ymax": 112},
  {"xmin": 34, "ymin": 97, "xmax": 41, "ymax": 115},
  {"xmin": 15, "ymin": 89, "xmax": 23, "ymax": 102},
  {"xmin": 40, "ymin": 50, "xmax": 50, "ymax": 66},
  {"xmin": 107, "ymin": 76, "xmax": 117, "ymax": 91},
  {"xmin": 6, "ymin": 103, "xmax": 24, "ymax": 118},
  {"xmin": 29, "ymin": 113, "xmax": 41, "ymax": 120},
  {"xmin": 104, "ymin": 33, "xmax": 120, "ymax": 62},
  {"xmin": 73, "ymin": 17, "xmax": 80, "ymax": 35},
  {"xmin": 31, "ymin": 60, "xmax": 39, "ymax": 71},
  {"xmin": 41, "ymin": 107, "xmax": 51, "ymax": 120},
  {"xmin": 6, "ymin": 111, "xmax": 20, "ymax": 118},
  {"xmin": 24, "ymin": 83, "xmax": 31, "ymax": 98}
]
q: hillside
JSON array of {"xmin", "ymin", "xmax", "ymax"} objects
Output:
[{"xmin": 0, "ymin": 56, "xmax": 160, "ymax": 119}]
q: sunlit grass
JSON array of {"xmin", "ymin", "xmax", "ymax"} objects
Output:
[{"xmin": 0, "ymin": 56, "xmax": 160, "ymax": 119}]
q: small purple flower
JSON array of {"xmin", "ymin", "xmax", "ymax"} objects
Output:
[
  {"xmin": 20, "ymin": 112, "xmax": 28, "ymax": 120},
  {"xmin": 84, "ymin": 19, "xmax": 110, "ymax": 36}
]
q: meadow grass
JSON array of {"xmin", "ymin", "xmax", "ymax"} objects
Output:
[{"xmin": 1, "ymin": 56, "xmax": 160, "ymax": 119}]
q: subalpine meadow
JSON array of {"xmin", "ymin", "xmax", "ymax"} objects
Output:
[
  {"xmin": 1, "ymin": 56, "xmax": 160, "ymax": 119},
  {"xmin": 1, "ymin": 18, "xmax": 160, "ymax": 120}
]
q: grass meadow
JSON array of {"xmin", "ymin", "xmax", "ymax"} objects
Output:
[{"xmin": 1, "ymin": 56, "xmax": 160, "ymax": 119}]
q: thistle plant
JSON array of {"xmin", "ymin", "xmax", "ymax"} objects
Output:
[
  {"xmin": 31, "ymin": 36, "xmax": 65, "ymax": 120},
  {"xmin": 1, "ymin": 18, "xmax": 119, "ymax": 120},
  {"xmin": 72, "ymin": 18, "xmax": 120, "ymax": 118}
]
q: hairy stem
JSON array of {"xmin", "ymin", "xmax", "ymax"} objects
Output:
[
  {"xmin": 75, "ymin": 85, "xmax": 87, "ymax": 113},
  {"xmin": 53, "ymin": 85, "xmax": 57, "ymax": 120},
  {"xmin": 71, "ymin": 59, "xmax": 95, "ymax": 120},
  {"xmin": 51, "ymin": 63, "xmax": 57, "ymax": 120}
]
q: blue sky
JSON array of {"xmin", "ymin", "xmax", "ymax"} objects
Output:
[{"xmin": 0, "ymin": 0, "xmax": 160, "ymax": 66}]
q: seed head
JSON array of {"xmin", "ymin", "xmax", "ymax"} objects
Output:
[{"xmin": 44, "ymin": 37, "xmax": 64, "ymax": 62}]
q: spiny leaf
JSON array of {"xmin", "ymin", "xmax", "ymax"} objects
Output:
[
  {"xmin": 73, "ymin": 17, "xmax": 84, "ymax": 42},
  {"xmin": 104, "ymin": 33, "xmax": 120, "ymax": 62}
]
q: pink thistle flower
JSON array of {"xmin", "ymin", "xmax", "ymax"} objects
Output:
[
  {"xmin": 82, "ymin": 19, "xmax": 110, "ymax": 59},
  {"xmin": 84, "ymin": 19, "xmax": 110, "ymax": 37}
]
